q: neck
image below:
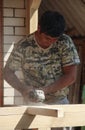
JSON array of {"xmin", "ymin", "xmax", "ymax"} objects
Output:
[{"xmin": 35, "ymin": 31, "xmax": 50, "ymax": 49}]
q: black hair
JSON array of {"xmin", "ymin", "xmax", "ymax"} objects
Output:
[{"xmin": 38, "ymin": 10, "xmax": 66, "ymax": 37}]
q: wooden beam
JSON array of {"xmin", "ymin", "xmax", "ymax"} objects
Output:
[
  {"xmin": 26, "ymin": 0, "xmax": 41, "ymax": 34},
  {"xmin": 27, "ymin": 106, "xmax": 62, "ymax": 117},
  {"xmin": 0, "ymin": 0, "xmax": 3, "ymax": 106},
  {"xmin": 28, "ymin": 104, "xmax": 85, "ymax": 129},
  {"xmin": 0, "ymin": 105, "xmax": 85, "ymax": 130},
  {"xmin": 30, "ymin": 0, "xmax": 42, "ymax": 9}
]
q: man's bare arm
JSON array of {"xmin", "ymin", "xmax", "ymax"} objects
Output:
[
  {"xmin": 43, "ymin": 65, "xmax": 77, "ymax": 94},
  {"xmin": 4, "ymin": 65, "xmax": 33, "ymax": 96}
]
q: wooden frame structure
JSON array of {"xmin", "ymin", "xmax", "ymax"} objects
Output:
[
  {"xmin": 0, "ymin": 1, "xmax": 85, "ymax": 130},
  {"xmin": 0, "ymin": 104, "xmax": 85, "ymax": 130}
]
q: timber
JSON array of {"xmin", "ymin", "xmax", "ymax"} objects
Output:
[
  {"xmin": 26, "ymin": 0, "xmax": 41, "ymax": 34},
  {"xmin": 0, "ymin": 104, "xmax": 85, "ymax": 130},
  {"xmin": 0, "ymin": 0, "xmax": 3, "ymax": 106},
  {"xmin": 27, "ymin": 106, "xmax": 64, "ymax": 117}
]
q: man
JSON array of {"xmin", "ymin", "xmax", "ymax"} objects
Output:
[{"xmin": 4, "ymin": 11, "xmax": 80, "ymax": 105}]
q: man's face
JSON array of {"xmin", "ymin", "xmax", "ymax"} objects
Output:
[{"xmin": 38, "ymin": 31, "xmax": 58, "ymax": 48}]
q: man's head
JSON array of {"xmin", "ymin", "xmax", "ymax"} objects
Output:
[{"xmin": 38, "ymin": 10, "xmax": 66, "ymax": 37}]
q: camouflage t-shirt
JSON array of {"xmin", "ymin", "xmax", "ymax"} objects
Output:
[{"xmin": 7, "ymin": 33, "xmax": 80, "ymax": 102}]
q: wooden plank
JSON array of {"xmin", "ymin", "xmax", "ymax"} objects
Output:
[
  {"xmin": 30, "ymin": 0, "xmax": 41, "ymax": 9},
  {"xmin": 27, "ymin": 106, "xmax": 58, "ymax": 117},
  {"xmin": 38, "ymin": 128, "xmax": 51, "ymax": 130},
  {"xmin": 0, "ymin": 106, "xmax": 35, "ymax": 130},
  {"xmin": 26, "ymin": 0, "xmax": 41, "ymax": 34},
  {"xmin": 0, "ymin": 105, "xmax": 85, "ymax": 130},
  {"xmin": 27, "ymin": 106, "xmax": 64, "ymax": 117},
  {"xmin": 28, "ymin": 104, "xmax": 85, "ymax": 128},
  {"xmin": 0, "ymin": 0, "xmax": 3, "ymax": 107}
]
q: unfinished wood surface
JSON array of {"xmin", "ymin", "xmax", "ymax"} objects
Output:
[
  {"xmin": 28, "ymin": 104, "xmax": 85, "ymax": 129},
  {"xmin": 38, "ymin": 128, "xmax": 51, "ymax": 130},
  {"xmin": 26, "ymin": 0, "xmax": 41, "ymax": 34},
  {"xmin": 0, "ymin": 0, "xmax": 3, "ymax": 106},
  {"xmin": 27, "ymin": 105, "xmax": 64, "ymax": 118},
  {"xmin": 27, "ymin": 106, "xmax": 58, "ymax": 117},
  {"xmin": 0, "ymin": 104, "xmax": 85, "ymax": 130},
  {"xmin": 30, "ymin": 0, "xmax": 41, "ymax": 9}
]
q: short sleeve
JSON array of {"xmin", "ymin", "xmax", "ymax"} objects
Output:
[
  {"xmin": 6, "ymin": 40, "xmax": 24, "ymax": 71},
  {"xmin": 60, "ymin": 35, "xmax": 80, "ymax": 67}
]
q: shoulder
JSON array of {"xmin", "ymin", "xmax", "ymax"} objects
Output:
[
  {"xmin": 57, "ymin": 34, "xmax": 74, "ymax": 48},
  {"xmin": 14, "ymin": 33, "xmax": 35, "ymax": 49},
  {"xmin": 59, "ymin": 34, "xmax": 73, "ymax": 43}
]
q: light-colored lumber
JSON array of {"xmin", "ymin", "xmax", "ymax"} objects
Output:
[
  {"xmin": 27, "ymin": 105, "xmax": 64, "ymax": 117},
  {"xmin": 38, "ymin": 128, "xmax": 51, "ymax": 130},
  {"xmin": 0, "ymin": 106, "xmax": 29, "ymax": 130},
  {"xmin": 28, "ymin": 104, "xmax": 85, "ymax": 128},
  {"xmin": 27, "ymin": 106, "xmax": 58, "ymax": 117},
  {"xmin": 26, "ymin": 0, "xmax": 41, "ymax": 34},
  {"xmin": 0, "ymin": 105, "xmax": 85, "ymax": 130}
]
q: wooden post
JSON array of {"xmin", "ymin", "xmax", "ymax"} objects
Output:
[
  {"xmin": 26, "ymin": 0, "xmax": 41, "ymax": 34},
  {"xmin": 0, "ymin": 0, "xmax": 3, "ymax": 106}
]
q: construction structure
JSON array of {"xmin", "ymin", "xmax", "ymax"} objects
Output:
[{"xmin": 0, "ymin": 0, "xmax": 85, "ymax": 130}]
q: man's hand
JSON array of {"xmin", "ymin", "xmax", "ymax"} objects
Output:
[
  {"xmin": 28, "ymin": 89, "xmax": 45, "ymax": 102},
  {"xmin": 22, "ymin": 87, "xmax": 45, "ymax": 102}
]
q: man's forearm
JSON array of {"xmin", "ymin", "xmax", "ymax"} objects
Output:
[
  {"xmin": 43, "ymin": 74, "xmax": 75, "ymax": 94},
  {"xmin": 43, "ymin": 65, "xmax": 77, "ymax": 94},
  {"xmin": 4, "ymin": 66, "xmax": 28, "ymax": 95}
]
